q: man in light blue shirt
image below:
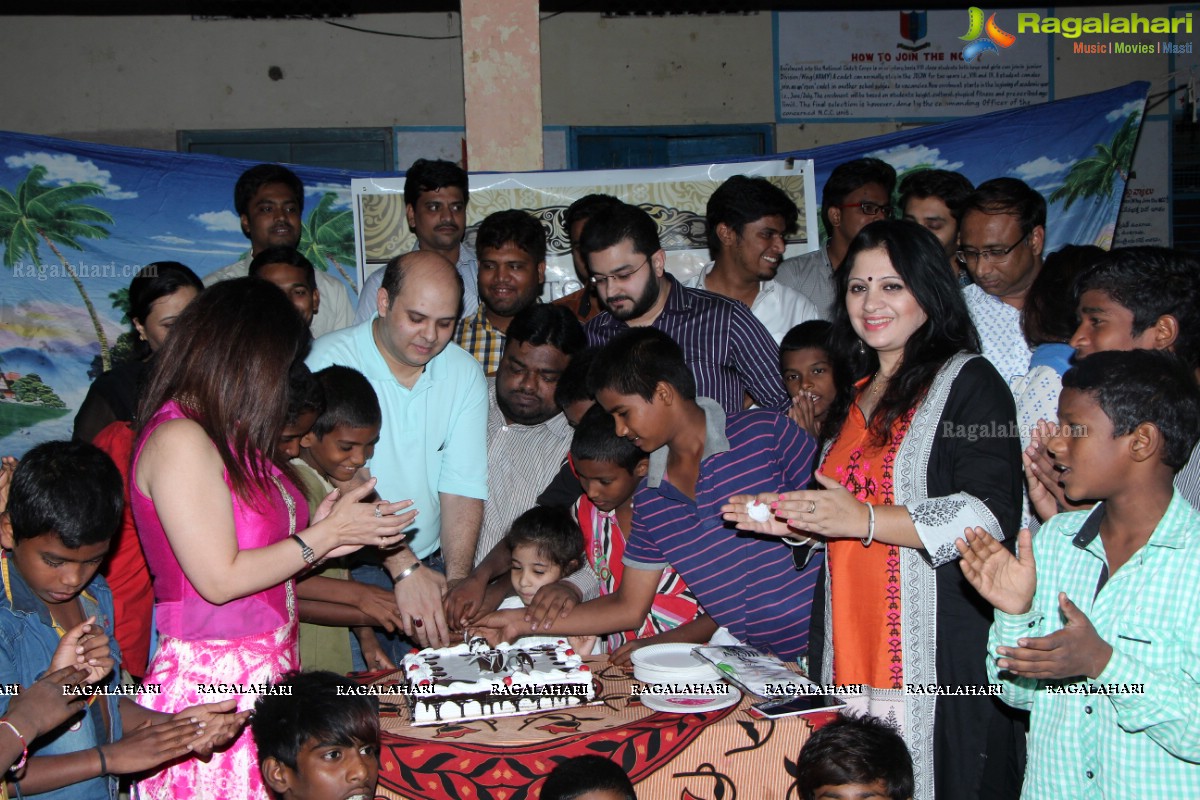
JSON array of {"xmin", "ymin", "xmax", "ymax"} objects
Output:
[{"xmin": 309, "ymin": 250, "xmax": 488, "ymax": 650}]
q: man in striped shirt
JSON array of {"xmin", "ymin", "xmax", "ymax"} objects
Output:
[
  {"xmin": 476, "ymin": 328, "xmax": 821, "ymax": 661},
  {"xmin": 445, "ymin": 304, "xmax": 600, "ymax": 628},
  {"xmin": 579, "ymin": 202, "xmax": 789, "ymax": 415}
]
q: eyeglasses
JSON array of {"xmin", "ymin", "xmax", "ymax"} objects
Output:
[
  {"xmin": 588, "ymin": 257, "xmax": 652, "ymax": 289},
  {"xmin": 957, "ymin": 233, "xmax": 1029, "ymax": 264},
  {"xmin": 838, "ymin": 201, "xmax": 893, "ymax": 219}
]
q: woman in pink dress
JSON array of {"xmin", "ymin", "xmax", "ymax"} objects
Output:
[{"xmin": 130, "ymin": 278, "xmax": 415, "ymax": 799}]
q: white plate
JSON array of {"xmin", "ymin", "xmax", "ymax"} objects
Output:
[
  {"xmin": 630, "ymin": 644, "xmax": 721, "ymax": 675},
  {"xmin": 640, "ymin": 688, "xmax": 741, "ymax": 714},
  {"xmin": 633, "ymin": 666, "xmax": 715, "ymax": 686}
]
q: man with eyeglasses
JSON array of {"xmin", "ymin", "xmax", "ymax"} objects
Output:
[
  {"xmin": 957, "ymin": 177, "xmax": 1046, "ymax": 384},
  {"xmin": 684, "ymin": 175, "xmax": 819, "ymax": 343},
  {"xmin": 579, "ymin": 201, "xmax": 789, "ymax": 415},
  {"xmin": 775, "ymin": 157, "xmax": 897, "ymax": 320}
]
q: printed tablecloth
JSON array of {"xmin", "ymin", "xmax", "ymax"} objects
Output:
[{"xmin": 369, "ymin": 658, "xmax": 834, "ymax": 799}]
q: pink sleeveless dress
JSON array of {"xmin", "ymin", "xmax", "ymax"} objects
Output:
[{"xmin": 130, "ymin": 401, "xmax": 308, "ymax": 800}]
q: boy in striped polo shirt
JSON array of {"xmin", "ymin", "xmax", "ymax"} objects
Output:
[{"xmin": 478, "ymin": 327, "xmax": 823, "ymax": 662}]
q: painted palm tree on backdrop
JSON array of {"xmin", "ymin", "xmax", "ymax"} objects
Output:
[
  {"xmin": 299, "ymin": 191, "xmax": 357, "ymax": 292},
  {"xmin": 0, "ymin": 165, "xmax": 114, "ymax": 370},
  {"xmin": 1049, "ymin": 112, "xmax": 1142, "ymax": 211}
]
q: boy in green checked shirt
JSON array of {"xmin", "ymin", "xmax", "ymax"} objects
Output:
[{"xmin": 956, "ymin": 349, "xmax": 1200, "ymax": 798}]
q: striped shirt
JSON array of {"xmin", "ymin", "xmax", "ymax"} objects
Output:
[
  {"xmin": 623, "ymin": 398, "xmax": 823, "ymax": 660},
  {"xmin": 988, "ymin": 492, "xmax": 1200, "ymax": 798},
  {"xmin": 585, "ymin": 274, "xmax": 789, "ymax": 415},
  {"xmin": 473, "ymin": 377, "xmax": 598, "ymax": 601},
  {"xmin": 454, "ymin": 304, "xmax": 506, "ymax": 376}
]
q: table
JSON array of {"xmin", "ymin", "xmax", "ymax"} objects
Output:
[{"xmin": 369, "ymin": 657, "xmax": 835, "ymax": 800}]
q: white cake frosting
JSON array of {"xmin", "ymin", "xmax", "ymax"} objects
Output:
[{"xmin": 401, "ymin": 639, "xmax": 595, "ymax": 724}]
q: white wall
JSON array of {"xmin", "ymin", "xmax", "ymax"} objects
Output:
[{"xmin": 0, "ymin": 6, "xmax": 1177, "ymax": 156}]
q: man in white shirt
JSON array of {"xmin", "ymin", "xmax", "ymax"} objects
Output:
[
  {"xmin": 775, "ymin": 157, "xmax": 896, "ymax": 320},
  {"xmin": 356, "ymin": 158, "xmax": 478, "ymax": 323},
  {"xmin": 685, "ymin": 175, "xmax": 818, "ymax": 343},
  {"xmin": 957, "ymin": 178, "xmax": 1045, "ymax": 384},
  {"xmin": 203, "ymin": 164, "xmax": 354, "ymax": 337}
]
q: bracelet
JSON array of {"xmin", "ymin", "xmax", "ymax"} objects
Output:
[
  {"xmin": 861, "ymin": 502, "xmax": 876, "ymax": 547},
  {"xmin": 95, "ymin": 745, "xmax": 108, "ymax": 777},
  {"xmin": 291, "ymin": 534, "xmax": 317, "ymax": 565},
  {"xmin": 0, "ymin": 718, "xmax": 27, "ymax": 773},
  {"xmin": 390, "ymin": 560, "xmax": 422, "ymax": 585}
]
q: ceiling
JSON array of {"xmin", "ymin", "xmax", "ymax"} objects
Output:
[{"xmin": 1, "ymin": 1, "xmax": 1143, "ymax": 16}]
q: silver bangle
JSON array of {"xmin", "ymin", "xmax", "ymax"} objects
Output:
[
  {"xmin": 861, "ymin": 502, "xmax": 876, "ymax": 547},
  {"xmin": 390, "ymin": 560, "xmax": 422, "ymax": 586}
]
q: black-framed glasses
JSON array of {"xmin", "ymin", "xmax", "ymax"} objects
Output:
[
  {"xmin": 588, "ymin": 257, "xmax": 651, "ymax": 288},
  {"xmin": 957, "ymin": 233, "xmax": 1029, "ymax": 264},
  {"xmin": 838, "ymin": 201, "xmax": 893, "ymax": 218}
]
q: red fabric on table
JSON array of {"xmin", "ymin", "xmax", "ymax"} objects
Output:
[{"xmin": 371, "ymin": 659, "xmax": 835, "ymax": 800}]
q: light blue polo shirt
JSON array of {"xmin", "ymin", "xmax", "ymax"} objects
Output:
[{"xmin": 307, "ymin": 319, "xmax": 489, "ymax": 558}]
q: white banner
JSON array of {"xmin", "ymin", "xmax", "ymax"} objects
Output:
[{"xmin": 352, "ymin": 159, "xmax": 817, "ymax": 301}]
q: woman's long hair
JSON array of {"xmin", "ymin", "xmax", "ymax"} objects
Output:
[
  {"xmin": 826, "ymin": 220, "xmax": 980, "ymax": 446},
  {"xmin": 136, "ymin": 277, "xmax": 307, "ymax": 503}
]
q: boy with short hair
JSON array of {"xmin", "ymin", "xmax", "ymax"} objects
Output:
[
  {"xmin": 958, "ymin": 349, "xmax": 1200, "ymax": 797},
  {"xmin": 1027, "ymin": 246, "xmax": 1200, "ymax": 513},
  {"xmin": 249, "ymin": 246, "xmax": 320, "ymax": 329},
  {"xmin": 287, "ymin": 365, "xmax": 405, "ymax": 673},
  {"xmin": 478, "ymin": 327, "xmax": 820, "ymax": 661},
  {"xmin": 0, "ymin": 441, "xmax": 245, "ymax": 800},
  {"xmin": 795, "ymin": 714, "xmax": 914, "ymax": 800},
  {"xmin": 569, "ymin": 405, "xmax": 713, "ymax": 662},
  {"xmin": 251, "ymin": 670, "xmax": 380, "ymax": 800}
]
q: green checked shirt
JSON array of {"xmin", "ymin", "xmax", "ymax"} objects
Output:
[{"xmin": 987, "ymin": 491, "xmax": 1200, "ymax": 799}]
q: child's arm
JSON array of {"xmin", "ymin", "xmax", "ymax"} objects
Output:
[
  {"xmin": 610, "ymin": 613, "xmax": 719, "ymax": 667},
  {"xmin": 0, "ymin": 667, "xmax": 89, "ymax": 772},
  {"xmin": 118, "ymin": 697, "xmax": 249, "ymax": 757},
  {"xmin": 473, "ymin": 566, "xmax": 663, "ymax": 644},
  {"xmin": 297, "ymin": 576, "xmax": 405, "ymax": 631},
  {"xmin": 445, "ymin": 539, "xmax": 513, "ymax": 627},
  {"xmin": 353, "ymin": 627, "xmax": 396, "ymax": 670},
  {"xmin": 8, "ymin": 717, "xmax": 203, "ymax": 793}
]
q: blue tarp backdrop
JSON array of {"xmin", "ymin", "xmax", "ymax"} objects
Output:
[{"xmin": 0, "ymin": 80, "xmax": 1148, "ymax": 455}]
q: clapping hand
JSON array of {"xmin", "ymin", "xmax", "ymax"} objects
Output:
[
  {"xmin": 956, "ymin": 527, "xmax": 1036, "ymax": 616},
  {"xmin": 172, "ymin": 699, "xmax": 251, "ymax": 757},
  {"xmin": 49, "ymin": 618, "xmax": 114, "ymax": 685},
  {"xmin": 995, "ymin": 593, "xmax": 1113, "ymax": 680}
]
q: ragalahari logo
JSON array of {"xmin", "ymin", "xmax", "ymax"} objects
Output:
[{"xmin": 960, "ymin": 7, "xmax": 1017, "ymax": 61}]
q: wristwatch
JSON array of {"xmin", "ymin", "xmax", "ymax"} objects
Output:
[{"xmin": 291, "ymin": 533, "xmax": 317, "ymax": 565}]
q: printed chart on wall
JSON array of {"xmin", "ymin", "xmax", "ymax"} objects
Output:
[
  {"xmin": 351, "ymin": 160, "xmax": 817, "ymax": 301},
  {"xmin": 775, "ymin": 8, "xmax": 1052, "ymax": 121},
  {"xmin": 1112, "ymin": 115, "xmax": 1170, "ymax": 247}
]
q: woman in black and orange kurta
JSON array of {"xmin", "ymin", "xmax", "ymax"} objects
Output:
[{"xmin": 726, "ymin": 219, "xmax": 1026, "ymax": 800}]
